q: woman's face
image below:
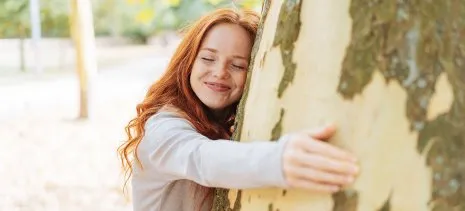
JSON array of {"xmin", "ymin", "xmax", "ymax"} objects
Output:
[{"xmin": 190, "ymin": 23, "xmax": 252, "ymax": 114}]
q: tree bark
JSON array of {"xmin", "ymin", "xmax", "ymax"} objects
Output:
[
  {"xmin": 70, "ymin": 0, "xmax": 98, "ymax": 119},
  {"xmin": 213, "ymin": 0, "xmax": 465, "ymax": 210},
  {"xmin": 19, "ymin": 26, "xmax": 25, "ymax": 72}
]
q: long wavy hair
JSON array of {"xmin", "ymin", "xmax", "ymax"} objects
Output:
[{"xmin": 117, "ymin": 7, "xmax": 260, "ymax": 209}]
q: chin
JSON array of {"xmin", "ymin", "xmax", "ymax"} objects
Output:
[
  {"xmin": 202, "ymin": 100, "xmax": 228, "ymax": 111},
  {"xmin": 205, "ymin": 104, "xmax": 227, "ymax": 111}
]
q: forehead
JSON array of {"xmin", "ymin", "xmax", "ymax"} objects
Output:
[{"xmin": 200, "ymin": 23, "xmax": 252, "ymax": 56}]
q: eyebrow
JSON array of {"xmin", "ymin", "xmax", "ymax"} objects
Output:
[{"xmin": 200, "ymin": 47, "xmax": 248, "ymax": 60}]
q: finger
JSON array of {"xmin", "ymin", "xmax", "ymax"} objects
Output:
[
  {"xmin": 300, "ymin": 138, "xmax": 357, "ymax": 162},
  {"xmin": 306, "ymin": 124, "xmax": 337, "ymax": 141},
  {"xmin": 291, "ymin": 151, "xmax": 359, "ymax": 175},
  {"xmin": 287, "ymin": 177, "xmax": 340, "ymax": 193},
  {"xmin": 288, "ymin": 165, "xmax": 354, "ymax": 186}
]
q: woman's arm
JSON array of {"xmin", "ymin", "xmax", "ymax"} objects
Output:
[{"xmin": 137, "ymin": 112, "xmax": 289, "ymax": 189}]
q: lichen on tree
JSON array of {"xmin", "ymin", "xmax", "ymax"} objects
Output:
[{"xmin": 338, "ymin": 1, "xmax": 465, "ymax": 209}]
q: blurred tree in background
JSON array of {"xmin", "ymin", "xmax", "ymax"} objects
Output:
[
  {"xmin": 116, "ymin": 0, "xmax": 263, "ymax": 43},
  {"xmin": 0, "ymin": 0, "xmax": 30, "ymax": 38},
  {"xmin": 0, "ymin": 0, "xmax": 262, "ymax": 43},
  {"xmin": 0, "ymin": 0, "xmax": 69, "ymax": 38},
  {"xmin": 40, "ymin": 0, "xmax": 71, "ymax": 37},
  {"xmin": 0, "ymin": 0, "xmax": 30, "ymax": 71}
]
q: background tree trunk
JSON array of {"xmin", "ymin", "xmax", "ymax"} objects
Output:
[
  {"xmin": 70, "ymin": 0, "xmax": 98, "ymax": 119},
  {"xmin": 19, "ymin": 26, "xmax": 26, "ymax": 72},
  {"xmin": 29, "ymin": 0, "xmax": 42, "ymax": 73},
  {"xmin": 213, "ymin": 0, "xmax": 465, "ymax": 210}
]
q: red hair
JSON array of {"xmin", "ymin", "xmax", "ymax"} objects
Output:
[{"xmin": 117, "ymin": 7, "xmax": 260, "ymax": 209}]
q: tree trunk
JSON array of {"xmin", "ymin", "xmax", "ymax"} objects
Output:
[
  {"xmin": 19, "ymin": 26, "xmax": 25, "ymax": 72},
  {"xmin": 213, "ymin": 0, "xmax": 465, "ymax": 210},
  {"xmin": 70, "ymin": 0, "xmax": 98, "ymax": 119}
]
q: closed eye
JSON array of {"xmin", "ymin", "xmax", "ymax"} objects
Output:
[
  {"xmin": 232, "ymin": 64, "xmax": 246, "ymax": 70},
  {"xmin": 202, "ymin": 58, "xmax": 214, "ymax": 62}
]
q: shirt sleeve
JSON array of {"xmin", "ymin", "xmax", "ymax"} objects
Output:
[{"xmin": 137, "ymin": 112, "xmax": 289, "ymax": 189}]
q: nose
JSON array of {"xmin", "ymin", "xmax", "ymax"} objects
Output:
[{"xmin": 212, "ymin": 62, "xmax": 230, "ymax": 79}]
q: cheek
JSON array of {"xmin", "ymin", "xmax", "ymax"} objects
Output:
[
  {"xmin": 190, "ymin": 66, "xmax": 202, "ymax": 95},
  {"xmin": 190, "ymin": 64, "xmax": 203, "ymax": 84},
  {"xmin": 190, "ymin": 63, "xmax": 200, "ymax": 78},
  {"xmin": 189, "ymin": 70, "xmax": 195, "ymax": 88},
  {"xmin": 191, "ymin": 61, "xmax": 210, "ymax": 78},
  {"xmin": 233, "ymin": 72, "xmax": 247, "ymax": 90}
]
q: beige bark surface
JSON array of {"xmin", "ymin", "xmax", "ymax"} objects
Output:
[{"xmin": 214, "ymin": 0, "xmax": 465, "ymax": 210}]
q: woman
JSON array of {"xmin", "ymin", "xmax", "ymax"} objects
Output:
[{"xmin": 118, "ymin": 8, "xmax": 359, "ymax": 211}]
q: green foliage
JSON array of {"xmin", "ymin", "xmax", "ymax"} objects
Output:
[
  {"xmin": 0, "ymin": 0, "xmax": 70, "ymax": 38},
  {"xmin": 235, "ymin": 0, "xmax": 263, "ymax": 10},
  {"xmin": 0, "ymin": 0, "xmax": 29, "ymax": 38},
  {"xmin": 156, "ymin": 0, "xmax": 229, "ymax": 30},
  {"xmin": 118, "ymin": 0, "xmax": 158, "ymax": 43},
  {"xmin": 121, "ymin": 0, "xmax": 258, "ymax": 43},
  {"xmin": 40, "ymin": 0, "xmax": 70, "ymax": 37},
  {"xmin": 93, "ymin": 0, "xmax": 120, "ymax": 36},
  {"xmin": 0, "ymin": 0, "xmax": 263, "ymax": 40}
]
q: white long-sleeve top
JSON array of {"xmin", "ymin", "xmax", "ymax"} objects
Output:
[{"xmin": 131, "ymin": 111, "xmax": 289, "ymax": 211}]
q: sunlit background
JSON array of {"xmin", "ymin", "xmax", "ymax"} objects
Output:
[{"xmin": 0, "ymin": 0, "xmax": 261, "ymax": 210}]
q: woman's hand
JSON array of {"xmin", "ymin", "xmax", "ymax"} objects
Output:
[{"xmin": 282, "ymin": 124, "xmax": 359, "ymax": 193}]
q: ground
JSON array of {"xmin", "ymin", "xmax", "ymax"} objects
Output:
[{"xmin": 0, "ymin": 43, "xmax": 175, "ymax": 211}]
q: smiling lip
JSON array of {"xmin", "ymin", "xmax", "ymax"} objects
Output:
[{"xmin": 205, "ymin": 82, "xmax": 230, "ymax": 92}]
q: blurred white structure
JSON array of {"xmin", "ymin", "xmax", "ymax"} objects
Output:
[{"xmin": 29, "ymin": 0, "xmax": 42, "ymax": 73}]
